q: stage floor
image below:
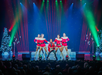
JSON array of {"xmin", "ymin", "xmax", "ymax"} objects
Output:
[
  {"xmin": 0, "ymin": 48, "xmax": 101, "ymax": 61},
  {"xmin": 0, "ymin": 51, "xmax": 97, "ymax": 61}
]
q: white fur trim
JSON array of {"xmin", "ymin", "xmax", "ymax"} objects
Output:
[
  {"xmin": 61, "ymin": 37, "xmax": 68, "ymax": 39},
  {"xmin": 39, "ymin": 38, "xmax": 45, "ymax": 40},
  {"xmin": 55, "ymin": 38, "xmax": 62, "ymax": 41},
  {"xmin": 35, "ymin": 37, "xmax": 40, "ymax": 40}
]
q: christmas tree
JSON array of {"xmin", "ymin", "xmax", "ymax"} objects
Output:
[{"xmin": 0, "ymin": 28, "xmax": 12, "ymax": 52}]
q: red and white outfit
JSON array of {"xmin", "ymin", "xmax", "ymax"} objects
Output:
[
  {"xmin": 40, "ymin": 38, "xmax": 48, "ymax": 47},
  {"xmin": 48, "ymin": 42, "xmax": 55, "ymax": 52},
  {"xmin": 61, "ymin": 37, "xmax": 69, "ymax": 47},
  {"xmin": 54, "ymin": 38, "xmax": 62, "ymax": 48},
  {"xmin": 34, "ymin": 37, "xmax": 41, "ymax": 47}
]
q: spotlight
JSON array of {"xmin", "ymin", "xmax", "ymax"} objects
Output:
[
  {"xmin": 12, "ymin": 55, "xmax": 15, "ymax": 61},
  {"xmin": 9, "ymin": 29, "xmax": 11, "ymax": 32},
  {"xmin": 93, "ymin": 55, "xmax": 96, "ymax": 61},
  {"xmin": 20, "ymin": 2, "xmax": 22, "ymax": 4},
  {"xmin": 55, "ymin": 0, "xmax": 57, "ymax": 2},
  {"xmin": 85, "ymin": 3, "xmax": 86, "ymax": 4},
  {"xmin": 72, "ymin": 3, "xmax": 74, "ymax": 4},
  {"xmin": 39, "ymin": 55, "xmax": 42, "ymax": 61},
  {"xmin": 60, "ymin": 0, "xmax": 62, "ymax": 2},
  {"xmin": 47, "ymin": 0, "xmax": 49, "ymax": 2},
  {"xmin": 66, "ymin": 55, "xmax": 69, "ymax": 60},
  {"xmin": 43, "ymin": 0, "xmax": 45, "ymax": 2}
]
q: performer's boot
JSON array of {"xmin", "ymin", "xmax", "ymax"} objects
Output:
[
  {"xmin": 66, "ymin": 50, "xmax": 69, "ymax": 60},
  {"xmin": 42, "ymin": 53, "xmax": 45, "ymax": 60},
  {"xmin": 61, "ymin": 52, "xmax": 64, "ymax": 60},
  {"xmin": 38, "ymin": 51, "xmax": 41, "ymax": 60},
  {"xmin": 34, "ymin": 51, "xmax": 37, "ymax": 59}
]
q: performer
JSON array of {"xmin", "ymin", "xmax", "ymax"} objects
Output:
[
  {"xmin": 34, "ymin": 34, "xmax": 41, "ymax": 57},
  {"xmin": 47, "ymin": 39, "xmax": 57, "ymax": 60},
  {"xmin": 39, "ymin": 34, "xmax": 48, "ymax": 58},
  {"xmin": 61, "ymin": 33, "xmax": 70, "ymax": 57},
  {"xmin": 54, "ymin": 35, "xmax": 64, "ymax": 59}
]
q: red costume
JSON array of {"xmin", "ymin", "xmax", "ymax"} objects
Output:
[
  {"xmin": 40, "ymin": 38, "xmax": 48, "ymax": 47},
  {"xmin": 54, "ymin": 38, "xmax": 62, "ymax": 48},
  {"xmin": 61, "ymin": 37, "xmax": 69, "ymax": 46},
  {"xmin": 48, "ymin": 42, "xmax": 55, "ymax": 52},
  {"xmin": 34, "ymin": 37, "xmax": 40, "ymax": 47}
]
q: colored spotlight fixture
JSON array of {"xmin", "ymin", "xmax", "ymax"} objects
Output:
[
  {"xmin": 9, "ymin": 29, "xmax": 11, "ymax": 32},
  {"xmin": 39, "ymin": 55, "xmax": 42, "ymax": 61},
  {"xmin": 66, "ymin": 55, "xmax": 69, "ymax": 60},
  {"xmin": 60, "ymin": 0, "xmax": 62, "ymax": 2},
  {"xmin": 55, "ymin": 0, "xmax": 57, "ymax": 2},
  {"xmin": 93, "ymin": 55, "xmax": 96, "ymax": 61},
  {"xmin": 47, "ymin": 0, "xmax": 49, "ymax": 2},
  {"xmin": 43, "ymin": 0, "xmax": 45, "ymax": 2}
]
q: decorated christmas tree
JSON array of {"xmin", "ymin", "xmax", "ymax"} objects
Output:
[{"xmin": 0, "ymin": 28, "xmax": 12, "ymax": 52}]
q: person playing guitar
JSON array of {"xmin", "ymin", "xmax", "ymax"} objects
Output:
[{"xmin": 47, "ymin": 39, "xmax": 57, "ymax": 60}]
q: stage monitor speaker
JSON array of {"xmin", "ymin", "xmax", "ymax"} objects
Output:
[
  {"xmin": 22, "ymin": 54, "xmax": 31, "ymax": 60},
  {"xmin": 76, "ymin": 54, "xmax": 84, "ymax": 60}
]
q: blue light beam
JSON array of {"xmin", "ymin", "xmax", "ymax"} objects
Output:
[{"xmin": 69, "ymin": 3, "xmax": 74, "ymax": 10}]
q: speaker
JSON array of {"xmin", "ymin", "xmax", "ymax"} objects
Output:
[
  {"xmin": 76, "ymin": 54, "xmax": 84, "ymax": 60},
  {"xmin": 22, "ymin": 54, "xmax": 31, "ymax": 60}
]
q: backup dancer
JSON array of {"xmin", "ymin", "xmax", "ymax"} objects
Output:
[
  {"xmin": 61, "ymin": 33, "xmax": 70, "ymax": 58},
  {"xmin": 54, "ymin": 35, "xmax": 64, "ymax": 59},
  {"xmin": 34, "ymin": 34, "xmax": 41, "ymax": 58},
  {"xmin": 39, "ymin": 34, "xmax": 48, "ymax": 59}
]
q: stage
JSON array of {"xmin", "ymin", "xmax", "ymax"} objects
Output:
[
  {"xmin": 0, "ymin": 0, "xmax": 102, "ymax": 61},
  {"xmin": 0, "ymin": 50, "xmax": 96, "ymax": 61}
]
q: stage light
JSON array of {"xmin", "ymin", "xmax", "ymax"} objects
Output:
[
  {"xmin": 93, "ymin": 55, "xmax": 96, "ymax": 61},
  {"xmin": 39, "ymin": 55, "xmax": 42, "ymax": 60},
  {"xmin": 66, "ymin": 55, "xmax": 69, "ymax": 60},
  {"xmin": 60, "ymin": 0, "xmax": 62, "ymax": 2},
  {"xmin": 43, "ymin": 0, "xmax": 45, "ymax": 2},
  {"xmin": 55, "ymin": 0, "xmax": 57, "ymax": 2},
  {"xmin": 83, "ymin": 8, "xmax": 99, "ymax": 47},
  {"xmin": 47, "ymin": 0, "xmax": 49, "ymax": 2},
  {"xmin": 96, "ymin": 26, "xmax": 99, "ymax": 32},
  {"xmin": 9, "ymin": 29, "xmax": 11, "ymax": 32},
  {"xmin": 81, "ymin": 0, "xmax": 99, "ymax": 47},
  {"xmin": 20, "ymin": 2, "xmax": 22, "ymax": 4},
  {"xmin": 69, "ymin": 2, "xmax": 73, "ymax": 9},
  {"xmin": 98, "ymin": 45, "xmax": 100, "ymax": 47},
  {"xmin": 12, "ymin": 55, "xmax": 15, "ymax": 61}
]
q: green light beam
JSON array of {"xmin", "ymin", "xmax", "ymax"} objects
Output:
[
  {"xmin": 40, "ymin": 1, "xmax": 44, "ymax": 13},
  {"xmin": 82, "ymin": 0, "xmax": 99, "ymax": 47},
  {"xmin": 55, "ymin": 1, "xmax": 60, "ymax": 20},
  {"xmin": 84, "ymin": 9, "xmax": 99, "ymax": 46}
]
